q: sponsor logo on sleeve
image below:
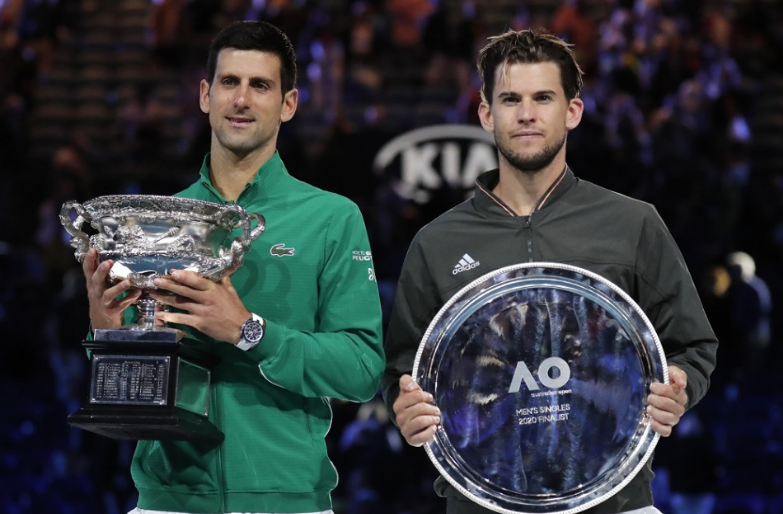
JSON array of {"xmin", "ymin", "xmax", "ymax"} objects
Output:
[{"xmin": 352, "ymin": 250, "xmax": 373, "ymax": 261}]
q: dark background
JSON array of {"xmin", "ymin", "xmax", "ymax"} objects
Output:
[{"xmin": 1, "ymin": 0, "xmax": 782, "ymax": 513}]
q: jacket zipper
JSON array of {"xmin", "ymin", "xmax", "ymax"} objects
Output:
[{"xmin": 524, "ymin": 213, "xmax": 534, "ymax": 262}]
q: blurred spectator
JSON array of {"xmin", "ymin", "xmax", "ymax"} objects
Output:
[
  {"xmin": 551, "ymin": 0, "xmax": 597, "ymax": 73},
  {"xmin": 149, "ymin": 0, "xmax": 192, "ymax": 69},
  {"xmin": 344, "ymin": 1, "xmax": 386, "ymax": 100},
  {"xmin": 385, "ymin": 0, "xmax": 433, "ymax": 49},
  {"xmin": 725, "ymin": 251, "xmax": 772, "ymax": 374},
  {"xmin": 422, "ymin": 0, "xmax": 478, "ymax": 91},
  {"xmin": 116, "ymin": 83, "xmax": 166, "ymax": 176},
  {"xmin": 35, "ymin": 144, "xmax": 93, "ymax": 291}
]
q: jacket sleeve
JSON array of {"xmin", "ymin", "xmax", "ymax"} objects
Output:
[
  {"xmin": 246, "ymin": 202, "xmax": 385, "ymax": 402},
  {"xmin": 381, "ymin": 236, "xmax": 441, "ymax": 425},
  {"xmin": 635, "ymin": 207, "xmax": 718, "ymax": 409}
]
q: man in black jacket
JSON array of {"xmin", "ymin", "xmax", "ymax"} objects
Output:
[{"xmin": 382, "ymin": 29, "xmax": 718, "ymax": 514}]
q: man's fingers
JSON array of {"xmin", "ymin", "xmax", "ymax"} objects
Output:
[
  {"xmin": 102, "ymin": 280, "xmax": 136, "ymax": 303},
  {"xmin": 668, "ymin": 365, "xmax": 688, "ymax": 389},
  {"xmin": 650, "ymin": 419, "xmax": 673, "ymax": 437},
  {"xmin": 394, "ymin": 389, "xmax": 434, "ymax": 414},
  {"xmin": 155, "ymin": 310, "xmax": 198, "ymax": 329},
  {"xmin": 405, "ymin": 423, "xmax": 439, "ymax": 447},
  {"xmin": 114, "ymin": 289, "xmax": 142, "ymax": 309},
  {"xmin": 647, "ymin": 403, "xmax": 682, "ymax": 426},
  {"xmin": 399, "ymin": 374, "xmax": 421, "ymax": 393},
  {"xmin": 402, "ymin": 414, "xmax": 441, "ymax": 437},
  {"xmin": 169, "ymin": 270, "xmax": 212, "ymax": 291},
  {"xmin": 149, "ymin": 291, "xmax": 193, "ymax": 311},
  {"xmin": 82, "ymin": 249, "xmax": 99, "ymax": 277},
  {"xmin": 89, "ymin": 259, "xmax": 114, "ymax": 288}
]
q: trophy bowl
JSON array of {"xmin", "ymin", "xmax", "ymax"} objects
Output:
[
  {"xmin": 60, "ymin": 194, "xmax": 265, "ymax": 329},
  {"xmin": 413, "ymin": 262, "xmax": 667, "ymax": 514}
]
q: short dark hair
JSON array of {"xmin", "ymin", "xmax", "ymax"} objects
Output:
[
  {"xmin": 477, "ymin": 29, "xmax": 584, "ymax": 104},
  {"xmin": 206, "ymin": 20, "xmax": 297, "ymax": 94}
]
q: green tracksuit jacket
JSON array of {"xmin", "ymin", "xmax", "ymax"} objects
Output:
[
  {"xmin": 130, "ymin": 152, "xmax": 385, "ymax": 513},
  {"xmin": 382, "ymin": 167, "xmax": 718, "ymax": 513}
]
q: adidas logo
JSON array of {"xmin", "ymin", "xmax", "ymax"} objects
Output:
[{"xmin": 453, "ymin": 254, "xmax": 480, "ymax": 275}]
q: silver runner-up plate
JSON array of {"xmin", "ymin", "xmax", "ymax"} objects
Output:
[{"xmin": 412, "ymin": 263, "xmax": 668, "ymax": 514}]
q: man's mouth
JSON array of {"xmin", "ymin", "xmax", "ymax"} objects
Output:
[
  {"xmin": 227, "ymin": 116, "xmax": 254, "ymax": 127},
  {"xmin": 513, "ymin": 131, "xmax": 542, "ymax": 139}
]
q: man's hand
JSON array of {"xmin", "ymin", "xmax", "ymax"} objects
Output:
[
  {"xmin": 149, "ymin": 270, "xmax": 250, "ymax": 344},
  {"xmin": 393, "ymin": 374, "xmax": 441, "ymax": 447},
  {"xmin": 83, "ymin": 248, "xmax": 141, "ymax": 330},
  {"xmin": 647, "ymin": 365, "xmax": 688, "ymax": 437}
]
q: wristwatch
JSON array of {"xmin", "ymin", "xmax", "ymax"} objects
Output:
[{"xmin": 236, "ymin": 313, "xmax": 266, "ymax": 351}]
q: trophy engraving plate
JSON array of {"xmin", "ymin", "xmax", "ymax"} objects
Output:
[
  {"xmin": 413, "ymin": 263, "xmax": 667, "ymax": 514},
  {"xmin": 90, "ymin": 355, "xmax": 170, "ymax": 405}
]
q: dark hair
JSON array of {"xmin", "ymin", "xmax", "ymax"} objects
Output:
[
  {"xmin": 477, "ymin": 29, "xmax": 584, "ymax": 104},
  {"xmin": 206, "ymin": 21, "xmax": 297, "ymax": 94}
]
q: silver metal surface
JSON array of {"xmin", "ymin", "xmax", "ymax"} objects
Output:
[
  {"xmin": 413, "ymin": 263, "xmax": 667, "ymax": 514},
  {"xmin": 60, "ymin": 195, "xmax": 265, "ymax": 288}
]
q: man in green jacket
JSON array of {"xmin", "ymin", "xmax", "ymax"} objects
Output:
[
  {"xmin": 82, "ymin": 21, "xmax": 384, "ymax": 514},
  {"xmin": 382, "ymin": 29, "xmax": 718, "ymax": 514}
]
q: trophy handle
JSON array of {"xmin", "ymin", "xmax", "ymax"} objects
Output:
[
  {"xmin": 216, "ymin": 207, "xmax": 266, "ymax": 272},
  {"xmin": 227, "ymin": 211, "xmax": 266, "ymax": 261},
  {"xmin": 247, "ymin": 212, "xmax": 266, "ymax": 242},
  {"xmin": 59, "ymin": 200, "xmax": 92, "ymax": 261}
]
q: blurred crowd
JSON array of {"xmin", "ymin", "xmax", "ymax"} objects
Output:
[{"xmin": 1, "ymin": 0, "xmax": 782, "ymax": 513}]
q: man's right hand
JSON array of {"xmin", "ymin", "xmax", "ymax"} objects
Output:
[
  {"xmin": 393, "ymin": 374, "xmax": 441, "ymax": 447},
  {"xmin": 83, "ymin": 248, "xmax": 141, "ymax": 330}
]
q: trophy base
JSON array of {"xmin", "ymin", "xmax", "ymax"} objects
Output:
[
  {"xmin": 68, "ymin": 405, "xmax": 224, "ymax": 442},
  {"xmin": 73, "ymin": 329, "xmax": 224, "ymax": 443}
]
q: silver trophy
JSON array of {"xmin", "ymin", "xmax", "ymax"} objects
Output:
[
  {"xmin": 414, "ymin": 263, "xmax": 667, "ymax": 514},
  {"xmin": 60, "ymin": 195, "xmax": 266, "ymax": 442}
]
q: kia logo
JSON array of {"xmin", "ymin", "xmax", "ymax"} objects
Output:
[{"xmin": 373, "ymin": 125, "xmax": 497, "ymax": 203}]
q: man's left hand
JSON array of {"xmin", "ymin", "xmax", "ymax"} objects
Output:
[
  {"xmin": 647, "ymin": 365, "xmax": 688, "ymax": 437},
  {"xmin": 150, "ymin": 270, "xmax": 250, "ymax": 344}
]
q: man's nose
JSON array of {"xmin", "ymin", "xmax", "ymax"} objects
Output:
[
  {"xmin": 518, "ymin": 100, "xmax": 535, "ymax": 122},
  {"xmin": 233, "ymin": 86, "xmax": 248, "ymax": 108}
]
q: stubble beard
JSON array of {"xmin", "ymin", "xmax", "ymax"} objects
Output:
[
  {"xmin": 214, "ymin": 124, "xmax": 265, "ymax": 158},
  {"xmin": 495, "ymin": 131, "xmax": 567, "ymax": 174}
]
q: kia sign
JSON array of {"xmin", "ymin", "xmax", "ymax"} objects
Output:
[{"xmin": 373, "ymin": 125, "xmax": 497, "ymax": 203}]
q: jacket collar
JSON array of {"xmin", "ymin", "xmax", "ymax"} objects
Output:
[
  {"xmin": 474, "ymin": 166, "xmax": 576, "ymax": 217},
  {"xmin": 197, "ymin": 151, "xmax": 289, "ymax": 204}
]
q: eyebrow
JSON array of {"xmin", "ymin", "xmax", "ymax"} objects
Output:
[
  {"xmin": 217, "ymin": 72, "xmax": 276, "ymax": 85},
  {"xmin": 497, "ymin": 89, "xmax": 558, "ymax": 100}
]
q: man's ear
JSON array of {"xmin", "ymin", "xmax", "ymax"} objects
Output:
[
  {"xmin": 478, "ymin": 101, "xmax": 494, "ymax": 134},
  {"xmin": 280, "ymin": 88, "xmax": 298, "ymax": 123},
  {"xmin": 566, "ymin": 97, "xmax": 584, "ymax": 131},
  {"xmin": 199, "ymin": 79, "xmax": 211, "ymax": 114}
]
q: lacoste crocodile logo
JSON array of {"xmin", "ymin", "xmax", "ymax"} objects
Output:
[{"xmin": 270, "ymin": 243, "xmax": 295, "ymax": 257}]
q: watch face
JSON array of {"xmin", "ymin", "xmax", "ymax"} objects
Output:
[{"xmin": 242, "ymin": 320, "xmax": 264, "ymax": 343}]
